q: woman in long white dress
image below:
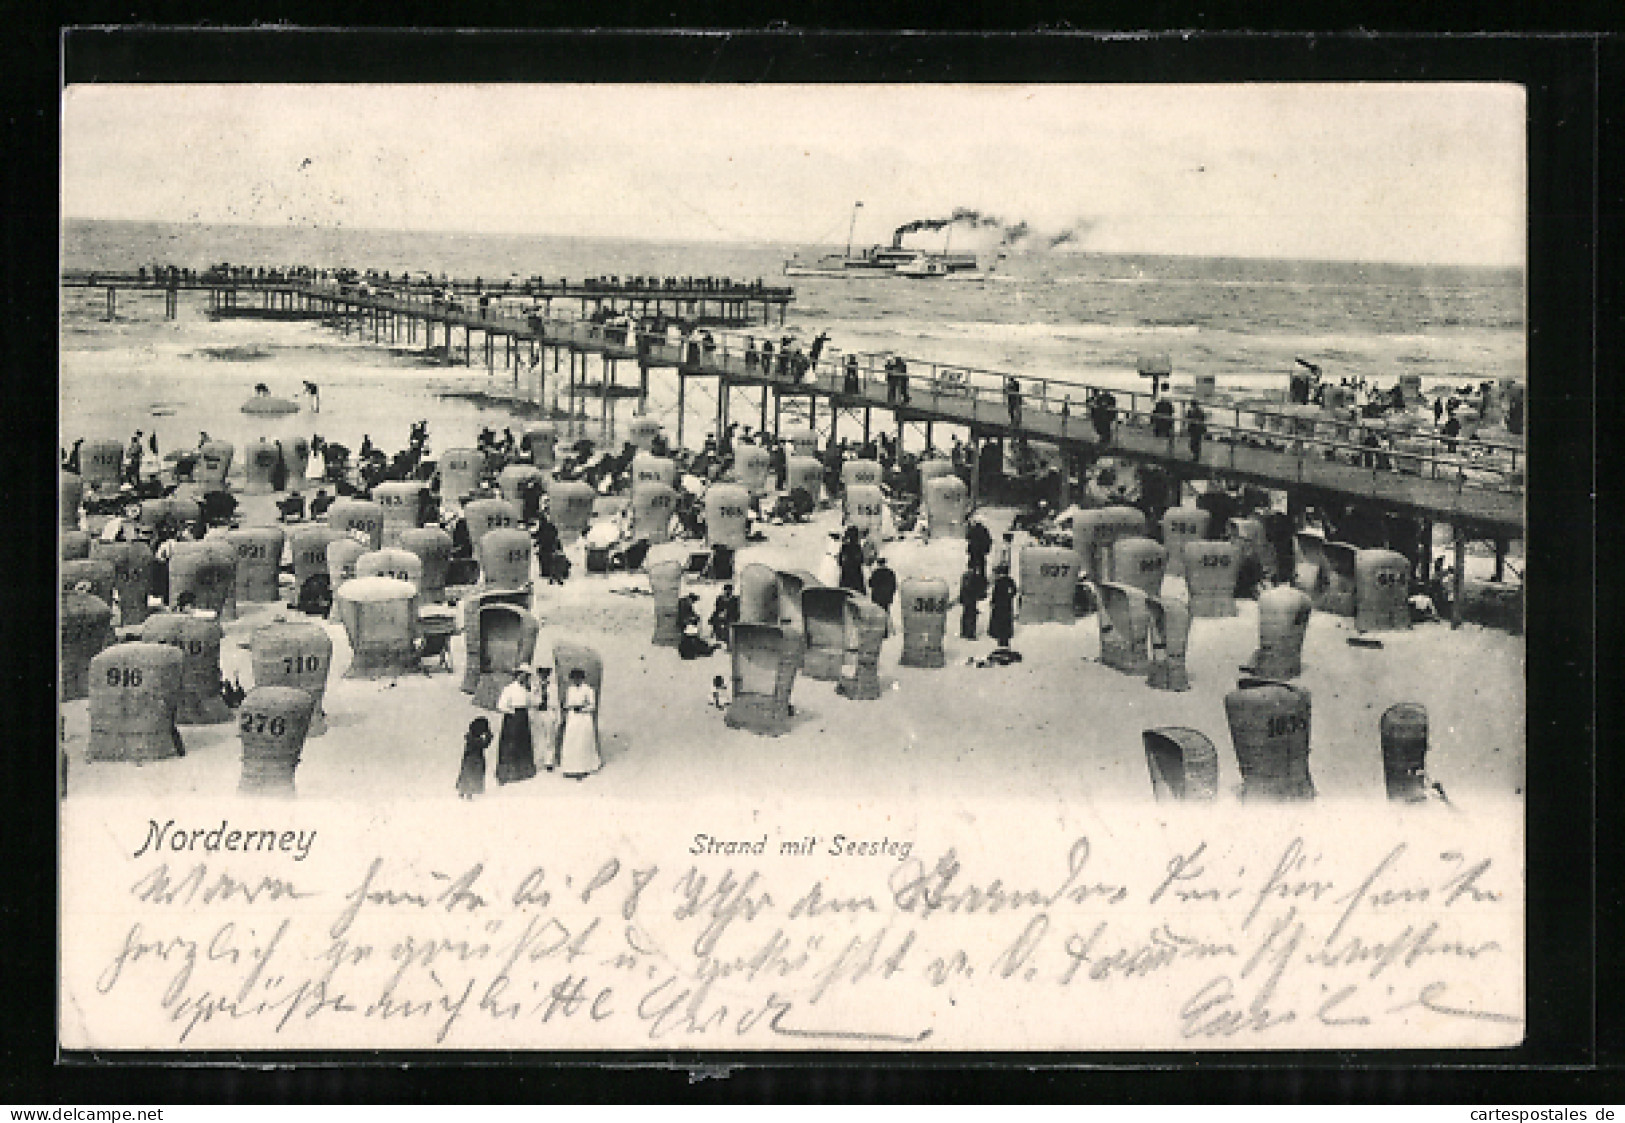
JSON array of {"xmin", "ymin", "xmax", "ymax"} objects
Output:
[{"xmin": 558, "ymin": 668, "xmax": 602, "ymax": 779}]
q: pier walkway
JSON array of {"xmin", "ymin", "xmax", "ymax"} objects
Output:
[
  {"xmin": 62, "ymin": 270, "xmax": 792, "ymax": 327},
  {"xmin": 61, "ymin": 272, "xmax": 1523, "ymax": 539}
]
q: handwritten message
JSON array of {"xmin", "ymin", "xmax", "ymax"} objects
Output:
[{"xmin": 61, "ymin": 800, "xmax": 1524, "ymax": 1050}]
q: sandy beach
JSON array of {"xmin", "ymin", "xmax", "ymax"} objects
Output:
[{"xmin": 59, "ymin": 456, "xmax": 1524, "ymax": 810}]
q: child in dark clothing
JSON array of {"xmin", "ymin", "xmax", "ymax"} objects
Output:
[{"xmin": 457, "ymin": 717, "xmax": 493, "ymax": 799}]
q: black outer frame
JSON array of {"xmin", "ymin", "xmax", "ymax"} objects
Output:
[{"xmin": 2, "ymin": 25, "xmax": 1605, "ymax": 1102}]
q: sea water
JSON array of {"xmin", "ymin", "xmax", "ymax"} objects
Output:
[{"xmin": 61, "ymin": 218, "xmax": 1524, "ymax": 460}]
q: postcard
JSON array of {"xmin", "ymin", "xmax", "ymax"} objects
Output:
[{"xmin": 58, "ymin": 80, "xmax": 1526, "ymax": 1052}]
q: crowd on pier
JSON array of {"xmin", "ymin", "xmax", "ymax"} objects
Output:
[{"xmin": 123, "ymin": 261, "xmax": 780, "ymax": 297}]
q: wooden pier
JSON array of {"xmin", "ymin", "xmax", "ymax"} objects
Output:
[
  {"xmin": 65, "ymin": 270, "xmax": 793, "ymax": 327},
  {"xmin": 61, "ymin": 271, "xmax": 1523, "ymax": 542}
]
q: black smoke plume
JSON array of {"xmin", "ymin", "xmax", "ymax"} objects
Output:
[
  {"xmin": 889, "ymin": 208, "xmax": 1089, "ymax": 251},
  {"xmin": 892, "ymin": 208, "xmax": 1036, "ymax": 249},
  {"xmin": 1047, "ymin": 220, "xmax": 1098, "ymax": 249}
]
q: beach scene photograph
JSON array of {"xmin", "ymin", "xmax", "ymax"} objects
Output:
[{"xmin": 56, "ymin": 81, "xmax": 1529, "ymax": 1051}]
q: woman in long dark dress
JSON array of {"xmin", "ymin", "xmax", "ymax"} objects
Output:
[
  {"xmin": 838, "ymin": 526, "xmax": 867, "ymax": 595},
  {"xmin": 457, "ymin": 717, "xmax": 492, "ymax": 799},
  {"xmin": 494, "ymin": 667, "xmax": 537, "ymax": 784},
  {"xmin": 988, "ymin": 566, "xmax": 1018, "ymax": 649}
]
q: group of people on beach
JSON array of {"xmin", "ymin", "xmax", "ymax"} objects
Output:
[{"xmin": 458, "ymin": 662, "xmax": 601, "ymax": 798}]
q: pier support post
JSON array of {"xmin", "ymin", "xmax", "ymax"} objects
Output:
[
  {"xmin": 676, "ymin": 372, "xmax": 686, "ymax": 449},
  {"xmin": 969, "ymin": 426, "xmax": 981, "ymax": 510},
  {"xmin": 760, "ymin": 387, "xmax": 769, "ymax": 433},
  {"xmin": 1451, "ymin": 526, "xmax": 1466, "ymax": 630}
]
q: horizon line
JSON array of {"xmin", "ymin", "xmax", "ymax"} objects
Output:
[{"xmin": 60, "ymin": 215, "xmax": 1527, "ymax": 273}]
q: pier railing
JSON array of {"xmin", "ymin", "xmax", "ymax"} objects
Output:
[
  {"xmin": 61, "ymin": 270, "xmax": 794, "ymax": 302},
  {"xmin": 610, "ymin": 317, "xmax": 1524, "ymax": 493},
  {"xmin": 61, "ymin": 274, "xmax": 1524, "ymax": 523}
]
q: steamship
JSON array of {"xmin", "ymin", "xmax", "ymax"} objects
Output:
[
  {"xmin": 783, "ymin": 243, "xmax": 982, "ymax": 278},
  {"xmin": 784, "ymin": 201, "xmax": 984, "ymax": 277}
]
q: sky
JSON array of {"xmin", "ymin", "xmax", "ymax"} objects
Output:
[{"xmin": 61, "ymin": 84, "xmax": 1526, "ymax": 266}]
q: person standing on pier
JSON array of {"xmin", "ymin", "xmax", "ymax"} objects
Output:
[
  {"xmin": 1151, "ymin": 397, "xmax": 1176, "ymax": 439},
  {"xmin": 1186, "ymin": 401, "xmax": 1206, "ymax": 460},
  {"xmin": 1090, "ymin": 391, "xmax": 1118, "ymax": 446},
  {"xmin": 884, "ymin": 356, "xmax": 911, "ymax": 405},
  {"xmin": 1005, "ymin": 377, "xmax": 1023, "ymax": 429},
  {"xmin": 304, "ymin": 380, "xmax": 320, "ymax": 413},
  {"xmin": 844, "ymin": 354, "xmax": 861, "ymax": 396}
]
